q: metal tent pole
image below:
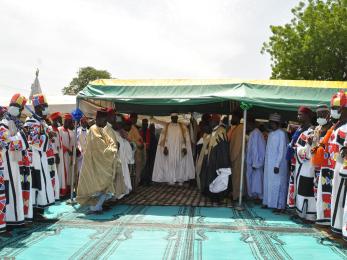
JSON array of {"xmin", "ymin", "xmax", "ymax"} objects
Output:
[
  {"xmin": 236, "ymin": 108, "xmax": 247, "ymax": 210},
  {"xmin": 67, "ymin": 98, "xmax": 80, "ymax": 205}
]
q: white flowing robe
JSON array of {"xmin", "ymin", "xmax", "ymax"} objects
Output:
[
  {"xmin": 263, "ymin": 129, "xmax": 288, "ymax": 209},
  {"xmin": 52, "ymin": 126, "xmax": 64, "ymax": 199},
  {"xmin": 77, "ymin": 126, "xmax": 88, "ymax": 174},
  {"xmin": 25, "ymin": 117, "xmax": 55, "ymax": 208},
  {"xmin": 246, "ymin": 128, "xmax": 266, "ymax": 199},
  {"xmin": 58, "ymin": 126, "xmax": 75, "ymax": 196},
  {"xmin": 330, "ymin": 123, "xmax": 347, "ymax": 234},
  {"xmin": 0, "ymin": 118, "xmax": 29, "ymax": 226},
  {"xmin": 295, "ymin": 128, "xmax": 317, "ymax": 221},
  {"xmin": 152, "ymin": 123, "xmax": 195, "ymax": 183}
]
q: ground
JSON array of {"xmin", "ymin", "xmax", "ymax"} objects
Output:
[{"xmin": 0, "ymin": 184, "xmax": 346, "ymax": 259}]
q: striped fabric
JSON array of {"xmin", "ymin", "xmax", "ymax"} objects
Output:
[{"xmin": 119, "ymin": 183, "xmax": 234, "ymax": 207}]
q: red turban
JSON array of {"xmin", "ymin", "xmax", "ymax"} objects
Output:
[
  {"xmin": 123, "ymin": 115, "xmax": 132, "ymax": 125},
  {"xmin": 211, "ymin": 114, "xmax": 221, "ymax": 122},
  {"xmin": 63, "ymin": 113, "xmax": 73, "ymax": 120},
  {"xmin": 50, "ymin": 112, "xmax": 62, "ymax": 120},
  {"xmin": 298, "ymin": 106, "xmax": 313, "ymax": 115},
  {"xmin": 80, "ymin": 116, "xmax": 88, "ymax": 123}
]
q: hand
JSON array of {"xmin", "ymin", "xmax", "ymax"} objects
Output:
[
  {"xmin": 164, "ymin": 147, "xmax": 169, "ymax": 156},
  {"xmin": 55, "ymin": 154, "xmax": 60, "ymax": 164},
  {"xmin": 274, "ymin": 167, "xmax": 279, "ymax": 174},
  {"xmin": 182, "ymin": 148, "xmax": 187, "ymax": 156}
]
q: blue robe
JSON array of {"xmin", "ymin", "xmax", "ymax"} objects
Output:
[
  {"xmin": 263, "ymin": 129, "xmax": 289, "ymax": 209},
  {"xmin": 246, "ymin": 128, "xmax": 266, "ymax": 199}
]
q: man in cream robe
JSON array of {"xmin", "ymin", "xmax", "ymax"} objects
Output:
[
  {"xmin": 152, "ymin": 113, "xmax": 195, "ymax": 185},
  {"xmin": 77, "ymin": 110, "xmax": 122, "ymax": 213},
  {"xmin": 228, "ymin": 110, "xmax": 244, "ymax": 201},
  {"xmin": 104, "ymin": 111, "xmax": 130, "ymax": 197},
  {"xmin": 128, "ymin": 113, "xmax": 146, "ymax": 187}
]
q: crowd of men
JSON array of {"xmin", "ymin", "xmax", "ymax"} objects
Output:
[{"xmin": 2, "ymin": 90, "xmax": 347, "ymax": 241}]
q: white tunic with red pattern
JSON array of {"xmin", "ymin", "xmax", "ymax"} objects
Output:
[{"xmin": 295, "ymin": 127, "xmax": 317, "ymax": 221}]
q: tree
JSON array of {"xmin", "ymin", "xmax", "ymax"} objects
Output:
[
  {"xmin": 62, "ymin": 67, "xmax": 112, "ymax": 95},
  {"xmin": 261, "ymin": 0, "xmax": 347, "ymax": 80}
]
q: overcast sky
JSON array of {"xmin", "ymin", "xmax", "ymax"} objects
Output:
[{"xmin": 0, "ymin": 0, "xmax": 297, "ymax": 97}]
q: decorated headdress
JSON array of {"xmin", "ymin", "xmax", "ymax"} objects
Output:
[
  {"xmin": 32, "ymin": 94, "xmax": 47, "ymax": 107},
  {"xmin": 10, "ymin": 93, "xmax": 27, "ymax": 107},
  {"xmin": 331, "ymin": 90, "xmax": 347, "ymax": 108}
]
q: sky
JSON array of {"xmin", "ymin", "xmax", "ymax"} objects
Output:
[{"xmin": 0, "ymin": 0, "xmax": 298, "ymax": 97}]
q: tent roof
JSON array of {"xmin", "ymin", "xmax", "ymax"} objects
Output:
[{"xmin": 78, "ymin": 79, "xmax": 347, "ymax": 115}]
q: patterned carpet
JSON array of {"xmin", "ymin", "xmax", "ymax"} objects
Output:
[
  {"xmin": 118, "ymin": 183, "xmax": 234, "ymax": 207},
  {"xmin": 0, "ymin": 186, "xmax": 346, "ymax": 259}
]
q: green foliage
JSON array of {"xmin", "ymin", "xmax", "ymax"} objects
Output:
[
  {"xmin": 262, "ymin": 0, "xmax": 347, "ymax": 80},
  {"xmin": 62, "ymin": 66, "xmax": 111, "ymax": 95}
]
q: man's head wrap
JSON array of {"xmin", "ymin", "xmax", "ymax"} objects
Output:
[
  {"xmin": 331, "ymin": 90, "xmax": 347, "ymax": 108},
  {"xmin": 10, "ymin": 93, "xmax": 27, "ymax": 108},
  {"xmin": 32, "ymin": 94, "xmax": 47, "ymax": 107}
]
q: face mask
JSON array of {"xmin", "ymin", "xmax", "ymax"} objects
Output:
[
  {"xmin": 56, "ymin": 122, "xmax": 61, "ymax": 127},
  {"xmin": 42, "ymin": 107, "xmax": 49, "ymax": 116},
  {"xmin": 331, "ymin": 109, "xmax": 341, "ymax": 119},
  {"xmin": 317, "ymin": 117, "xmax": 328, "ymax": 126},
  {"xmin": 8, "ymin": 106, "xmax": 20, "ymax": 117}
]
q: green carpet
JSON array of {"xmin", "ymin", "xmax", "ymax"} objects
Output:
[{"xmin": 0, "ymin": 202, "xmax": 346, "ymax": 259}]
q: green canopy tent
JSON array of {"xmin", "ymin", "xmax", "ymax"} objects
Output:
[{"xmin": 72, "ymin": 79, "xmax": 347, "ymax": 207}]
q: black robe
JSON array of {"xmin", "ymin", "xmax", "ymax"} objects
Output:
[{"xmin": 200, "ymin": 125, "xmax": 231, "ymax": 199}]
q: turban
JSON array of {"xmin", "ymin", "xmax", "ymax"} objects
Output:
[
  {"xmin": 106, "ymin": 107, "xmax": 115, "ymax": 115},
  {"xmin": 32, "ymin": 94, "xmax": 47, "ymax": 107},
  {"xmin": 123, "ymin": 115, "xmax": 132, "ymax": 125},
  {"xmin": 316, "ymin": 104, "xmax": 329, "ymax": 113},
  {"xmin": 10, "ymin": 93, "xmax": 27, "ymax": 107},
  {"xmin": 63, "ymin": 113, "xmax": 73, "ymax": 120},
  {"xmin": 269, "ymin": 113, "xmax": 281, "ymax": 123},
  {"xmin": 211, "ymin": 114, "xmax": 221, "ymax": 122},
  {"xmin": 298, "ymin": 106, "xmax": 313, "ymax": 115},
  {"xmin": 96, "ymin": 108, "xmax": 108, "ymax": 119},
  {"xmin": 170, "ymin": 112, "xmax": 178, "ymax": 116},
  {"xmin": 50, "ymin": 112, "xmax": 62, "ymax": 120},
  {"xmin": 331, "ymin": 90, "xmax": 347, "ymax": 108},
  {"xmin": 80, "ymin": 116, "xmax": 88, "ymax": 123}
]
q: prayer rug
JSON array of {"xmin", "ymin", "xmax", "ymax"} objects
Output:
[
  {"xmin": 118, "ymin": 183, "xmax": 234, "ymax": 207},
  {"xmin": 0, "ymin": 202, "xmax": 346, "ymax": 259}
]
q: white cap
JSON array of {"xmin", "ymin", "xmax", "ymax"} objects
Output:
[{"xmin": 269, "ymin": 113, "xmax": 281, "ymax": 123}]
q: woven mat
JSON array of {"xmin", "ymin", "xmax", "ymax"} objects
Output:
[{"xmin": 118, "ymin": 183, "xmax": 234, "ymax": 207}]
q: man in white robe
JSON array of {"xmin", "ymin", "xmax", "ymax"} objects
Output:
[
  {"xmin": 152, "ymin": 113, "xmax": 195, "ymax": 185},
  {"xmin": 77, "ymin": 117, "xmax": 88, "ymax": 176},
  {"xmin": 246, "ymin": 118, "xmax": 266, "ymax": 200},
  {"xmin": 58, "ymin": 114, "xmax": 75, "ymax": 197},
  {"xmin": 263, "ymin": 113, "xmax": 289, "ymax": 213},
  {"xmin": 0, "ymin": 94, "xmax": 30, "ymax": 228},
  {"xmin": 50, "ymin": 112, "xmax": 65, "ymax": 200}
]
